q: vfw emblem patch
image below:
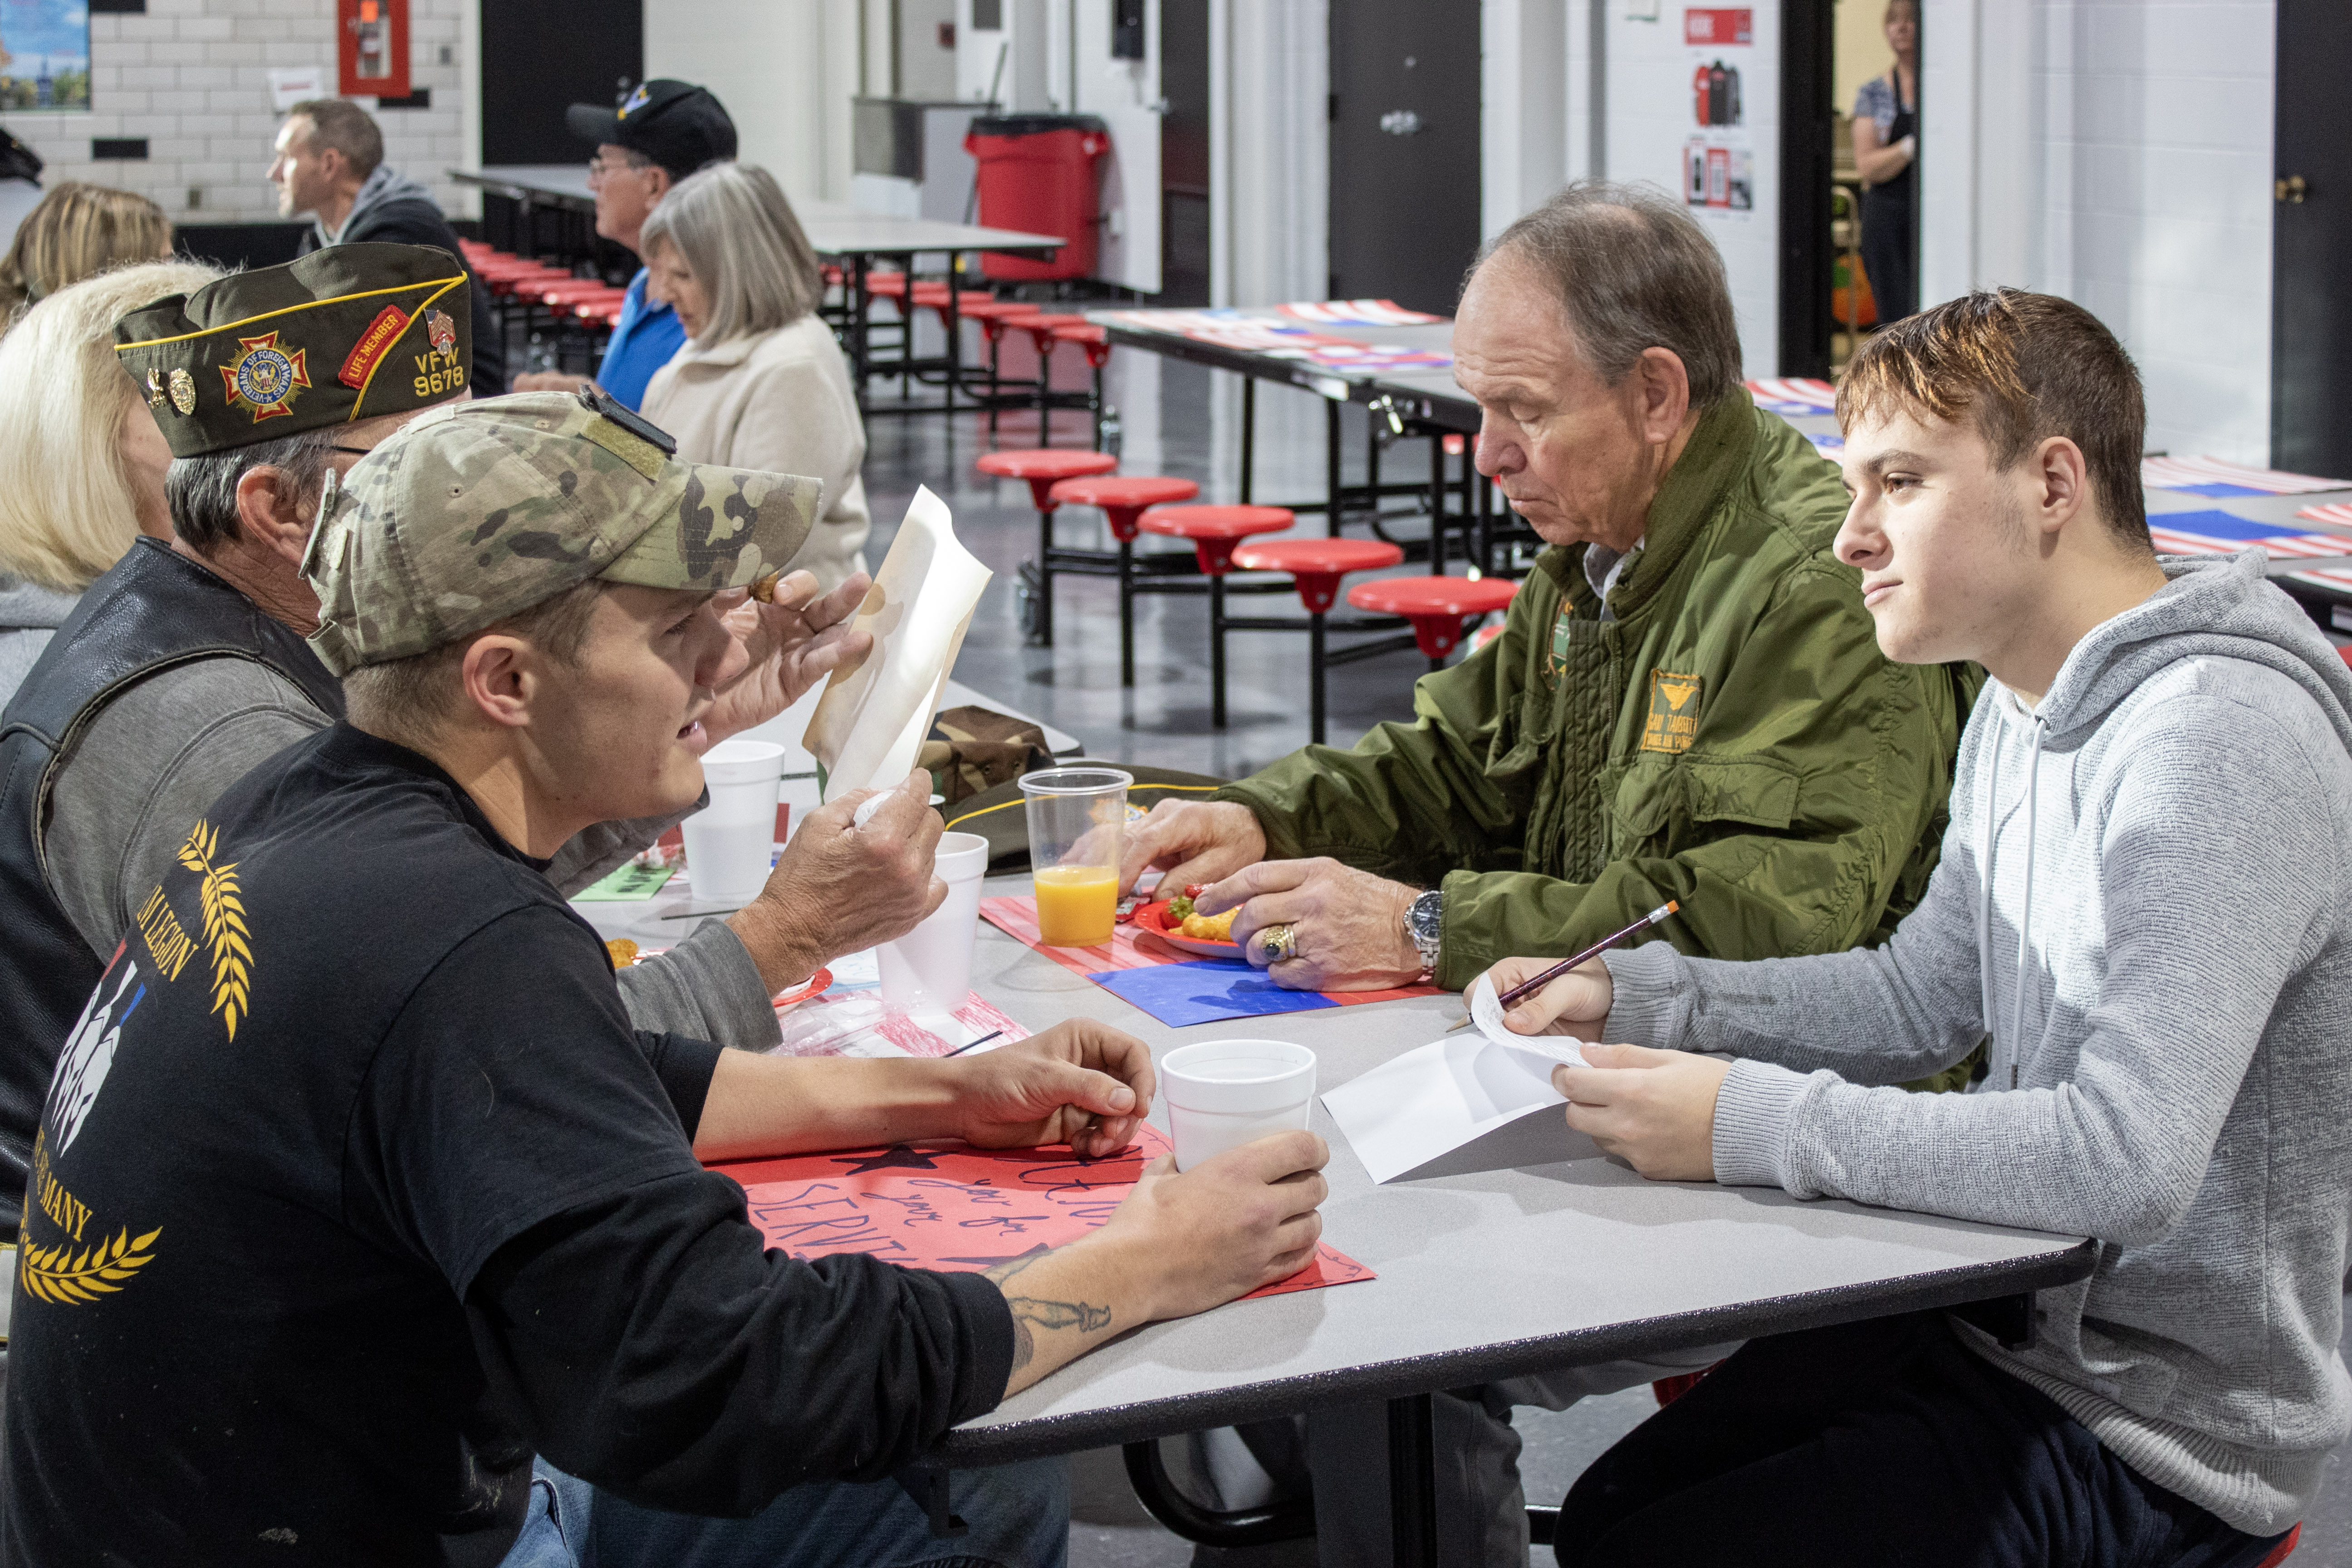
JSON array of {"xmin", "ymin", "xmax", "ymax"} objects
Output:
[
  {"xmin": 1641, "ymin": 670, "xmax": 1703, "ymax": 754},
  {"xmin": 219, "ymin": 331, "xmax": 311, "ymax": 422}
]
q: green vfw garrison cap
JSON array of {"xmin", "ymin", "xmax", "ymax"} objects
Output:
[
  {"xmin": 113, "ymin": 241, "xmax": 473, "ymax": 457},
  {"xmin": 301, "ymin": 388, "xmax": 823, "ymax": 676}
]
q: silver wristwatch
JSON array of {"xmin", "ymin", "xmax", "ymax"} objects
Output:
[{"xmin": 1406, "ymin": 889, "xmax": 1444, "ymax": 974}]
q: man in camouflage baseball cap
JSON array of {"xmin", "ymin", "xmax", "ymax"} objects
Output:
[{"xmin": 306, "ymin": 386, "xmax": 820, "ymax": 676}]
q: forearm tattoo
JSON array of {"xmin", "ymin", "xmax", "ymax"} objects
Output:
[{"xmin": 986, "ymin": 1253, "xmax": 1113, "ymax": 1374}]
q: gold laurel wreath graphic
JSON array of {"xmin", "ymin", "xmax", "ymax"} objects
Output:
[
  {"xmin": 19, "ymin": 1226, "xmax": 162, "ymax": 1305},
  {"xmin": 176, "ymin": 821, "xmax": 252, "ymax": 1040}
]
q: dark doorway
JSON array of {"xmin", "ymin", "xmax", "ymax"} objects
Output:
[
  {"xmin": 1328, "ymin": 0, "xmax": 1480, "ymax": 316},
  {"xmin": 1780, "ymin": 0, "xmax": 1834, "ymax": 378},
  {"xmin": 478, "ymin": 0, "xmax": 642, "ymax": 166},
  {"xmin": 2272, "ymin": 0, "xmax": 2352, "ymax": 476},
  {"xmin": 1160, "ymin": 0, "xmax": 1210, "ymax": 305}
]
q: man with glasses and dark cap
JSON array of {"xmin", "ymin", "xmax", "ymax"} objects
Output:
[{"xmin": 510, "ymin": 80, "xmax": 738, "ymax": 408}]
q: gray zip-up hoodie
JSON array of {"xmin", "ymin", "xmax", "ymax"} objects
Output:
[
  {"xmin": 1603, "ymin": 549, "xmax": 2352, "ymax": 1535},
  {"xmin": 312, "ymin": 163, "xmax": 437, "ymax": 249}
]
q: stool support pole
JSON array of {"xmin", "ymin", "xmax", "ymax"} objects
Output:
[
  {"xmin": 1035, "ymin": 345, "xmax": 1054, "ymax": 448},
  {"xmin": 1308, "ymin": 608, "xmax": 1327, "ymax": 747},
  {"xmin": 1092, "ymin": 362, "xmax": 1107, "ymax": 451},
  {"xmin": 1240, "ymin": 378, "xmax": 1256, "ymax": 504},
  {"xmin": 1118, "ymin": 537, "xmax": 1136, "ymax": 687},
  {"xmin": 1037, "ymin": 506, "xmax": 1056, "ymax": 646},
  {"xmin": 1429, "ymin": 435, "xmax": 1448, "ymax": 576},
  {"xmin": 1210, "ymin": 574, "xmax": 1228, "ymax": 729},
  {"xmin": 1326, "ymin": 400, "xmax": 1343, "ymax": 538}
]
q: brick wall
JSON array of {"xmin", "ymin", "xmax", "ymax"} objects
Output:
[{"xmin": 0, "ymin": 0, "xmax": 473, "ymax": 228}]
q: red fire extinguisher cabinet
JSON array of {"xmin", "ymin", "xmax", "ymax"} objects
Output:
[{"xmin": 964, "ymin": 114, "xmax": 1110, "ymax": 282}]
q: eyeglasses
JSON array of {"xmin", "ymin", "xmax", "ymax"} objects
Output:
[
  {"xmin": 587, "ymin": 154, "xmax": 653, "ymax": 182},
  {"xmin": 326, "ymin": 445, "xmax": 376, "ymax": 458}
]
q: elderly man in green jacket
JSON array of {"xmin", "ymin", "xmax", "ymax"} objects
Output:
[
  {"xmin": 1122, "ymin": 181, "xmax": 1974, "ymax": 1001},
  {"xmin": 1127, "ymin": 182, "xmax": 1978, "ymax": 1565}
]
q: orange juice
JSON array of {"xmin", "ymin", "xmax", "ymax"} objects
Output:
[{"xmin": 1034, "ymin": 865, "xmax": 1119, "ymax": 946}]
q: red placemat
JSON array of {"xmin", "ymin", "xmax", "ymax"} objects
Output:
[
  {"xmin": 711, "ymin": 1123, "xmax": 1371, "ymax": 1300},
  {"xmin": 980, "ymin": 895, "xmax": 1442, "ymax": 1007}
]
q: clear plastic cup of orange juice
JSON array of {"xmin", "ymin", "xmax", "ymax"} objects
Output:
[{"xmin": 1019, "ymin": 767, "xmax": 1131, "ymax": 946}]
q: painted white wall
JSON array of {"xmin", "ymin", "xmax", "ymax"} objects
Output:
[
  {"xmin": 647, "ymin": 0, "xmax": 853, "ymax": 207},
  {"xmin": 1068, "ymin": 0, "xmax": 1162, "ymax": 293},
  {"xmin": 1210, "ymin": 0, "xmax": 1326, "ymax": 305},
  {"xmin": 1604, "ymin": 2, "xmax": 1781, "ymax": 377},
  {"xmin": 0, "ymin": 0, "xmax": 475, "ymax": 224},
  {"xmin": 1481, "ymin": 0, "xmax": 1568, "ymax": 242},
  {"xmin": 1921, "ymin": 0, "xmax": 2276, "ymax": 464}
]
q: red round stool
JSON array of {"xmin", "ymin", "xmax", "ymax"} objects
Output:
[
  {"xmin": 1230, "ymin": 538, "xmax": 1406, "ymax": 744},
  {"xmin": 1141, "ymin": 505, "xmax": 1295, "ymax": 728},
  {"xmin": 1051, "ymin": 475, "xmax": 1201, "ymax": 687},
  {"xmin": 1346, "ymin": 575, "xmax": 1519, "ymax": 669},
  {"xmin": 1050, "ymin": 322, "xmax": 1115, "ymax": 449},
  {"xmin": 1013, "ymin": 313, "xmax": 1089, "ymax": 446},
  {"xmin": 863, "ymin": 270, "xmax": 911, "ymax": 304},
  {"xmin": 976, "ymin": 448, "xmax": 1120, "ymax": 646}
]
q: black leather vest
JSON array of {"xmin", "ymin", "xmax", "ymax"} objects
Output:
[{"xmin": 0, "ymin": 538, "xmax": 343, "ymax": 1213}]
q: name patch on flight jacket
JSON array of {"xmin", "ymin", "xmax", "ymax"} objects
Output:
[{"xmin": 1641, "ymin": 670, "xmax": 1703, "ymax": 753}]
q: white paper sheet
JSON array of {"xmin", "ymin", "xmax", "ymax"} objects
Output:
[
  {"xmin": 802, "ymin": 486, "xmax": 992, "ymax": 797},
  {"xmin": 1322, "ymin": 975, "xmax": 1589, "ymax": 1183}
]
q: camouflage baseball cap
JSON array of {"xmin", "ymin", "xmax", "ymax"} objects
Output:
[
  {"xmin": 302, "ymin": 387, "xmax": 822, "ymax": 676},
  {"xmin": 113, "ymin": 242, "xmax": 474, "ymax": 457}
]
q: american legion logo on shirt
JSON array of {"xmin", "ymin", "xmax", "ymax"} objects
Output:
[{"xmin": 15, "ymin": 816, "xmax": 248, "ymax": 1307}]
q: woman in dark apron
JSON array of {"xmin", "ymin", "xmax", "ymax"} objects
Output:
[{"xmin": 1852, "ymin": 0, "xmax": 1919, "ymax": 323}]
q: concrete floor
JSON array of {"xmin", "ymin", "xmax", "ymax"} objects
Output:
[{"xmin": 854, "ymin": 347, "xmax": 2352, "ymax": 1568}]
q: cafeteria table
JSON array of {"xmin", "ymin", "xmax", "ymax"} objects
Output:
[
  {"xmin": 576, "ymin": 876, "xmax": 2097, "ymax": 1567},
  {"xmin": 447, "ymin": 166, "xmax": 1065, "ymax": 414},
  {"xmin": 1088, "ymin": 306, "xmax": 1514, "ymax": 575}
]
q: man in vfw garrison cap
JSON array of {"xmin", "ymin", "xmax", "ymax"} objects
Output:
[{"xmin": 0, "ymin": 245, "xmax": 922, "ymax": 1220}]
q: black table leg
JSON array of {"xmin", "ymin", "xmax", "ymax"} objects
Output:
[
  {"xmin": 1240, "ymin": 376, "xmax": 1256, "ymax": 505},
  {"xmin": 1387, "ymin": 1393, "xmax": 1438, "ymax": 1568},
  {"xmin": 1326, "ymin": 399, "xmax": 1343, "ymax": 538},
  {"xmin": 1365, "ymin": 405, "xmax": 1382, "ymax": 538},
  {"xmin": 1037, "ymin": 504, "xmax": 1055, "ymax": 647},
  {"xmin": 945, "ymin": 252, "xmax": 965, "ymax": 415},
  {"xmin": 1429, "ymin": 433, "xmax": 1447, "ymax": 576},
  {"xmin": 851, "ymin": 255, "xmax": 871, "ymax": 408}
]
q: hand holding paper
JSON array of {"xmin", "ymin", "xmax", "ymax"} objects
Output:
[{"xmin": 803, "ymin": 486, "xmax": 992, "ymax": 797}]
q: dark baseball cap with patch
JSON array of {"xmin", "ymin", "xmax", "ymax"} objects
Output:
[
  {"xmin": 566, "ymin": 79, "xmax": 736, "ymax": 181},
  {"xmin": 113, "ymin": 242, "xmax": 473, "ymax": 458}
]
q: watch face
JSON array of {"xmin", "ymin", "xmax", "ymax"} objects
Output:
[{"xmin": 1408, "ymin": 890, "xmax": 1443, "ymax": 940}]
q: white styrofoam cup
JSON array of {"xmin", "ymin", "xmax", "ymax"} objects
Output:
[
  {"xmin": 1161, "ymin": 1039, "xmax": 1318, "ymax": 1172},
  {"xmin": 681, "ymin": 739, "xmax": 787, "ymax": 906},
  {"xmin": 878, "ymin": 831, "xmax": 991, "ymax": 1016}
]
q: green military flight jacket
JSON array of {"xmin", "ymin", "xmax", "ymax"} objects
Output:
[{"xmin": 1218, "ymin": 390, "xmax": 1979, "ymax": 993}]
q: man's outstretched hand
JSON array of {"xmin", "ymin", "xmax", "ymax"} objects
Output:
[{"xmin": 1117, "ymin": 799, "xmax": 1267, "ymax": 895}]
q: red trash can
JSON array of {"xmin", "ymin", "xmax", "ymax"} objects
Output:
[{"xmin": 964, "ymin": 113, "xmax": 1110, "ymax": 282}]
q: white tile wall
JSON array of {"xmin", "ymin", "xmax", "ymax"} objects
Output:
[{"xmin": 0, "ymin": 0, "xmax": 476, "ymax": 227}]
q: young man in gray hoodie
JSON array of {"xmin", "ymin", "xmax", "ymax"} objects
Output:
[{"xmin": 1492, "ymin": 289, "xmax": 2351, "ymax": 1566}]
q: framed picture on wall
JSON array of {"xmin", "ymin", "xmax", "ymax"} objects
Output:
[{"xmin": 0, "ymin": 0, "xmax": 91, "ymax": 111}]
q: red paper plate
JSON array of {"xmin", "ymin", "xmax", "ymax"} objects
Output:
[
  {"xmin": 1134, "ymin": 900, "xmax": 1244, "ymax": 959},
  {"xmin": 771, "ymin": 967, "xmax": 833, "ymax": 1013}
]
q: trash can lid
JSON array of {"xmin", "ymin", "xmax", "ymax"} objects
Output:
[{"xmin": 970, "ymin": 113, "xmax": 1110, "ymax": 138}]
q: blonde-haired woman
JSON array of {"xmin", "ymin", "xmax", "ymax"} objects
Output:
[
  {"xmin": 0, "ymin": 259, "xmax": 220, "ymax": 703},
  {"xmin": 0, "ymin": 182, "xmax": 174, "ymax": 329},
  {"xmin": 637, "ymin": 161, "xmax": 869, "ymax": 590}
]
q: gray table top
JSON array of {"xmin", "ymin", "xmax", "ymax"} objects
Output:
[
  {"xmin": 450, "ymin": 166, "xmax": 1063, "ymax": 258},
  {"xmin": 577, "ymin": 871, "xmax": 2094, "ymax": 1465}
]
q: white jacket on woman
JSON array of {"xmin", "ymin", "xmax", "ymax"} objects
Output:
[{"xmin": 640, "ymin": 313, "xmax": 871, "ymax": 591}]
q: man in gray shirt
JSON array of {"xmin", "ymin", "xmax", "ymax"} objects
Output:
[
  {"xmin": 0, "ymin": 246, "xmax": 940, "ymax": 1213},
  {"xmin": 1505, "ymin": 292, "xmax": 2342, "ymax": 1562}
]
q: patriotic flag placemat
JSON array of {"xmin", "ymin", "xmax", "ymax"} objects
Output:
[
  {"xmin": 1279, "ymin": 298, "xmax": 1446, "ymax": 327},
  {"xmin": 1745, "ymin": 376, "xmax": 1838, "ymax": 414},
  {"xmin": 980, "ymin": 895, "xmax": 1442, "ymax": 1012},
  {"xmin": 2295, "ymin": 502, "xmax": 2352, "ymax": 530},
  {"xmin": 2141, "ymin": 456, "xmax": 2352, "ymax": 497},
  {"xmin": 2147, "ymin": 509, "xmax": 2348, "ymax": 559}
]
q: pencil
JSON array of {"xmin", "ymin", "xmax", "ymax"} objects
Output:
[{"xmin": 1444, "ymin": 900, "xmax": 1681, "ymax": 1034}]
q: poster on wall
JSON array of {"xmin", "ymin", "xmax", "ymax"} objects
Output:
[
  {"xmin": 0, "ymin": 0, "xmax": 91, "ymax": 111},
  {"xmin": 1681, "ymin": 7, "xmax": 1753, "ymax": 216}
]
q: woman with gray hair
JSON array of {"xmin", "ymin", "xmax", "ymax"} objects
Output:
[{"xmin": 637, "ymin": 161, "xmax": 869, "ymax": 590}]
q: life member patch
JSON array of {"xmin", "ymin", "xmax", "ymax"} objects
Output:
[{"xmin": 1641, "ymin": 669, "xmax": 1703, "ymax": 754}]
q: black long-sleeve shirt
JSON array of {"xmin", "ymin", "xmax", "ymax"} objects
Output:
[{"xmin": 2, "ymin": 723, "xmax": 1010, "ymax": 1565}]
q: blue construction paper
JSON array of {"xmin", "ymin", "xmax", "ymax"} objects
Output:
[
  {"xmin": 2148, "ymin": 509, "xmax": 2284, "ymax": 542},
  {"xmin": 1087, "ymin": 959, "xmax": 1339, "ymax": 1027},
  {"xmin": 2163, "ymin": 482, "xmax": 2270, "ymax": 498}
]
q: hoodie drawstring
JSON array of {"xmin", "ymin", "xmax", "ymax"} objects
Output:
[{"xmin": 1976, "ymin": 706, "xmax": 2046, "ymax": 1091}]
